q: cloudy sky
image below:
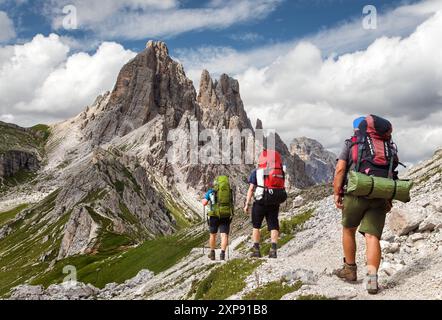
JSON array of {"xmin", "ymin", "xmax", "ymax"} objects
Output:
[{"xmin": 0, "ymin": 0, "xmax": 441, "ymax": 164}]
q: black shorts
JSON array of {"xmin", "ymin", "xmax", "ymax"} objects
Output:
[
  {"xmin": 209, "ymin": 217, "xmax": 231, "ymax": 234},
  {"xmin": 252, "ymin": 203, "xmax": 280, "ymax": 231}
]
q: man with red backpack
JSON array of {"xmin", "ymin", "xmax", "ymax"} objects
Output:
[
  {"xmin": 333, "ymin": 115, "xmax": 400, "ymax": 294},
  {"xmin": 244, "ymin": 150, "xmax": 287, "ymax": 259}
]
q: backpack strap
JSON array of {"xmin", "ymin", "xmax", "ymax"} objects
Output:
[
  {"xmin": 355, "ymin": 137, "xmax": 365, "ymax": 173},
  {"xmin": 388, "ymin": 141, "xmax": 399, "ymax": 179}
]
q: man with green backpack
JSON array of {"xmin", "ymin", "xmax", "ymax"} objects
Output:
[
  {"xmin": 333, "ymin": 115, "xmax": 412, "ymax": 295},
  {"xmin": 202, "ymin": 176, "xmax": 235, "ymax": 261}
]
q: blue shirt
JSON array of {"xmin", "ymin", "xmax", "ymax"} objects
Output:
[
  {"xmin": 248, "ymin": 170, "xmax": 257, "ymax": 186},
  {"xmin": 204, "ymin": 189, "xmax": 215, "ymax": 201}
]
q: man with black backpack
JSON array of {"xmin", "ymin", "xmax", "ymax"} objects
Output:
[
  {"xmin": 333, "ymin": 115, "xmax": 400, "ymax": 294},
  {"xmin": 244, "ymin": 150, "xmax": 288, "ymax": 259},
  {"xmin": 202, "ymin": 176, "xmax": 235, "ymax": 261}
]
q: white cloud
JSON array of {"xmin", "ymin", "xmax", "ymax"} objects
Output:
[
  {"xmin": 230, "ymin": 32, "xmax": 263, "ymax": 42},
  {"xmin": 0, "ymin": 11, "xmax": 15, "ymax": 42},
  {"xmin": 0, "ymin": 34, "xmax": 136, "ymax": 126},
  {"xmin": 176, "ymin": 1, "xmax": 442, "ymax": 164},
  {"xmin": 0, "ymin": 114, "xmax": 14, "ymax": 122},
  {"xmin": 237, "ymin": 12, "xmax": 442, "ymax": 164},
  {"xmin": 47, "ymin": 0, "xmax": 281, "ymax": 40}
]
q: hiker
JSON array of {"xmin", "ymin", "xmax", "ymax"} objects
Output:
[
  {"xmin": 333, "ymin": 115, "xmax": 400, "ymax": 294},
  {"xmin": 244, "ymin": 150, "xmax": 287, "ymax": 259},
  {"xmin": 202, "ymin": 176, "xmax": 234, "ymax": 261}
]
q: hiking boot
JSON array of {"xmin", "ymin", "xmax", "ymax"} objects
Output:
[
  {"xmin": 208, "ymin": 250, "xmax": 215, "ymax": 261},
  {"xmin": 333, "ymin": 259, "xmax": 357, "ymax": 282},
  {"xmin": 366, "ymin": 274, "xmax": 379, "ymax": 294},
  {"xmin": 220, "ymin": 251, "xmax": 226, "ymax": 261},
  {"xmin": 251, "ymin": 247, "xmax": 261, "ymax": 258},
  {"xmin": 268, "ymin": 249, "xmax": 277, "ymax": 259}
]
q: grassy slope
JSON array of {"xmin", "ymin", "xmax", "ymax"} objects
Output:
[
  {"xmin": 0, "ymin": 191, "xmax": 64, "ymax": 296},
  {"xmin": 260, "ymin": 208, "xmax": 315, "ymax": 256},
  {"xmin": 243, "ymin": 280, "xmax": 302, "ymax": 300},
  {"xmin": 194, "ymin": 259, "xmax": 262, "ymax": 300},
  {"xmin": 0, "ymin": 204, "xmax": 28, "ymax": 226},
  {"xmin": 0, "ymin": 122, "xmax": 50, "ymax": 154},
  {"xmin": 32, "ymin": 226, "xmax": 208, "ymax": 289}
]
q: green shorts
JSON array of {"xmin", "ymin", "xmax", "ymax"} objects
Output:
[{"xmin": 342, "ymin": 195, "xmax": 390, "ymax": 239}]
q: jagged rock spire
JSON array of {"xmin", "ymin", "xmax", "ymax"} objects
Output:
[
  {"xmin": 197, "ymin": 70, "xmax": 252, "ymax": 131},
  {"xmin": 83, "ymin": 40, "xmax": 197, "ymax": 145}
]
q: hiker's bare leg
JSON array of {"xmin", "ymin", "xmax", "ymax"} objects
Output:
[
  {"xmin": 220, "ymin": 233, "xmax": 228, "ymax": 251},
  {"xmin": 209, "ymin": 233, "xmax": 217, "ymax": 250},
  {"xmin": 365, "ymin": 233, "xmax": 381, "ymax": 274},
  {"xmin": 252, "ymin": 228, "xmax": 260, "ymax": 243},
  {"xmin": 343, "ymin": 227, "xmax": 357, "ymax": 264},
  {"xmin": 270, "ymin": 229, "xmax": 279, "ymax": 243}
]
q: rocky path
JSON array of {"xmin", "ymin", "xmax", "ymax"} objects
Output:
[{"xmin": 233, "ymin": 196, "xmax": 441, "ymax": 300}]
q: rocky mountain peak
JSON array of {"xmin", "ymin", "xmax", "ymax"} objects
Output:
[
  {"xmin": 146, "ymin": 40, "xmax": 169, "ymax": 56},
  {"xmin": 197, "ymin": 70, "xmax": 252, "ymax": 131},
  {"xmin": 83, "ymin": 40, "xmax": 197, "ymax": 145},
  {"xmin": 290, "ymin": 137, "xmax": 337, "ymax": 184}
]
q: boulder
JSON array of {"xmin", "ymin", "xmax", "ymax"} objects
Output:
[
  {"xmin": 419, "ymin": 212, "xmax": 442, "ymax": 232},
  {"xmin": 387, "ymin": 207, "xmax": 428, "ymax": 236},
  {"xmin": 9, "ymin": 285, "xmax": 45, "ymax": 300},
  {"xmin": 381, "ymin": 241, "xmax": 400, "ymax": 254},
  {"xmin": 46, "ymin": 282, "xmax": 99, "ymax": 300},
  {"xmin": 292, "ymin": 196, "xmax": 305, "ymax": 208},
  {"xmin": 283, "ymin": 269, "xmax": 318, "ymax": 285},
  {"xmin": 410, "ymin": 233, "xmax": 425, "ymax": 242}
]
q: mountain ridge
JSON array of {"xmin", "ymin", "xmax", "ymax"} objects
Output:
[{"xmin": 0, "ymin": 41, "xmax": 318, "ymax": 296}]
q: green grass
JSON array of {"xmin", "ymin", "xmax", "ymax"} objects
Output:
[
  {"xmin": 118, "ymin": 202, "xmax": 139, "ymax": 225},
  {"xmin": 242, "ymin": 280, "xmax": 302, "ymax": 300},
  {"xmin": 166, "ymin": 200, "xmax": 192, "ymax": 229},
  {"xmin": 194, "ymin": 259, "xmax": 262, "ymax": 300},
  {"xmin": 260, "ymin": 209, "xmax": 315, "ymax": 256},
  {"xmin": 32, "ymin": 228, "xmax": 208, "ymax": 289},
  {"xmin": 0, "ymin": 204, "xmax": 28, "ymax": 226},
  {"xmin": 0, "ymin": 122, "xmax": 50, "ymax": 154},
  {"xmin": 30, "ymin": 124, "xmax": 51, "ymax": 142},
  {"xmin": 79, "ymin": 189, "xmax": 107, "ymax": 204},
  {"xmin": 114, "ymin": 180, "xmax": 125, "ymax": 194},
  {"xmin": 121, "ymin": 167, "xmax": 142, "ymax": 197},
  {"xmin": 0, "ymin": 190, "xmax": 65, "ymax": 296},
  {"xmin": 297, "ymin": 294, "xmax": 331, "ymax": 300},
  {"xmin": 0, "ymin": 169, "xmax": 37, "ymax": 189}
]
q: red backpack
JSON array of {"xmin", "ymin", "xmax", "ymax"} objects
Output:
[
  {"xmin": 350, "ymin": 115, "xmax": 400, "ymax": 179},
  {"xmin": 256, "ymin": 150, "xmax": 287, "ymax": 206},
  {"xmin": 258, "ymin": 149, "xmax": 285, "ymax": 189}
]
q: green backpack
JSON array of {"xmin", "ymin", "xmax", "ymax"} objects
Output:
[{"xmin": 208, "ymin": 176, "xmax": 234, "ymax": 219}]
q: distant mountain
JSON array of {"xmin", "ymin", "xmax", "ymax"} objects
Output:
[
  {"xmin": 290, "ymin": 137, "xmax": 337, "ymax": 184},
  {"xmin": 0, "ymin": 122, "xmax": 50, "ymax": 181}
]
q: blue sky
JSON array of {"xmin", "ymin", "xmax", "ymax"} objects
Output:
[
  {"xmin": 1, "ymin": 0, "xmax": 417, "ymax": 53},
  {"xmin": 0, "ymin": 0, "xmax": 441, "ymax": 163}
]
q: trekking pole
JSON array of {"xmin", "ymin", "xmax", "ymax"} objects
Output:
[{"xmin": 203, "ymin": 205, "xmax": 205, "ymax": 256}]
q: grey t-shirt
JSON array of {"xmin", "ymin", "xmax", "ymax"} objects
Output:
[{"xmin": 338, "ymin": 140, "xmax": 353, "ymax": 165}]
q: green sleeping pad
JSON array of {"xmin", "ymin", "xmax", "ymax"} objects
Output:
[{"xmin": 346, "ymin": 171, "xmax": 413, "ymax": 203}]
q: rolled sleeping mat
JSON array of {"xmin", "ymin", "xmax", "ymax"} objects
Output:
[{"xmin": 346, "ymin": 171, "xmax": 413, "ymax": 203}]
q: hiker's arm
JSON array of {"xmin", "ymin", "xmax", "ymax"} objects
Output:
[
  {"xmin": 333, "ymin": 160, "xmax": 347, "ymax": 209},
  {"xmin": 244, "ymin": 184, "xmax": 255, "ymax": 214}
]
